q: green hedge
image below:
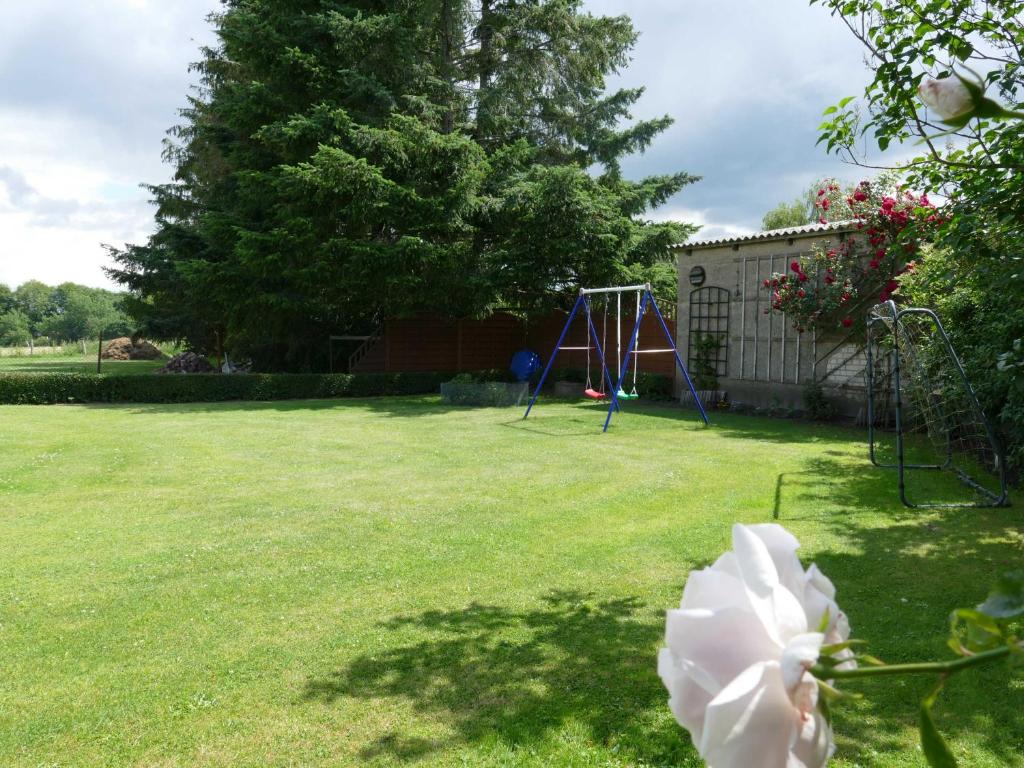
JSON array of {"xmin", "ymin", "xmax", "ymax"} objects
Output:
[
  {"xmin": 0, "ymin": 371, "xmax": 505, "ymax": 405},
  {"xmin": 0, "ymin": 367, "xmax": 674, "ymax": 405}
]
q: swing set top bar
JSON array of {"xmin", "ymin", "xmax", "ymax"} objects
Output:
[{"xmin": 579, "ymin": 283, "xmax": 650, "ymax": 296}]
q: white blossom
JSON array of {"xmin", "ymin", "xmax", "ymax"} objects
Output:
[
  {"xmin": 658, "ymin": 524, "xmax": 852, "ymax": 768},
  {"xmin": 918, "ymin": 77, "xmax": 974, "ymax": 121}
]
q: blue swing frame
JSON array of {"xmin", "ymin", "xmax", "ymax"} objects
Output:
[{"xmin": 523, "ymin": 284, "xmax": 710, "ymax": 431}]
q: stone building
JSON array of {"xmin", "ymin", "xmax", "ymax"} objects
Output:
[{"xmin": 673, "ymin": 222, "xmax": 868, "ymax": 416}]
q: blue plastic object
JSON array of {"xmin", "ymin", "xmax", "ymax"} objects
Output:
[{"xmin": 509, "ymin": 349, "xmax": 541, "ymax": 381}]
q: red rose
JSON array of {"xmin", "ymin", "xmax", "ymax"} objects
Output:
[
  {"xmin": 798, "ymin": 273, "xmax": 809, "ymax": 282},
  {"xmin": 821, "ymin": 198, "xmax": 830, "ymax": 210},
  {"xmin": 791, "ymin": 261, "xmax": 801, "ymax": 272},
  {"xmin": 875, "ymin": 249, "xmax": 886, "ymax": 258},
  {"xmin": 869, "ymin": 259, "xmax": 880, "ymax": 269},
  {"xmin": 841, "ymin": 317, "xmax": 853, "ymax": 328},
  {"xmin": 797, "ymin": 289, "xmax": 806, "ymax": 298},
  {"xmin": 824, "ymin": 274, "xmax": 835, "ymax": 284},
  {"xmin": 853, "ymin": 189, "xmax": 867, "ymax": 202},
  {"xmin": 763, "ymin": 278, "xmax": 770, "ymax": 287}
]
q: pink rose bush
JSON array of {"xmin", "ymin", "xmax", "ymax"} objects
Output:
[
  {"xmin": 762, "ymin": 178, "xmax": 939, "ymax": 332},
  {"xmin": 762, "ymin": 240, "xmax": 855, "ymax": 334},
  {"xmin": 658, "ymin": 524, "xmax": 853, "ymax": 768}
]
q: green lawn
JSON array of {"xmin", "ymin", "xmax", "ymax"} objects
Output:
[
  {"xmin": 0, "ymin": 398, "xmax": 1020, "ymax": 767},
  {"xmin": 0, "ymin": 353, "xmax": 165, "ymax": 375}
]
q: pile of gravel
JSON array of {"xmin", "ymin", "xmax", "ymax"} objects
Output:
[{"xmin": 156, "ymin": 352, "xmax": 215, "ymax": 374}]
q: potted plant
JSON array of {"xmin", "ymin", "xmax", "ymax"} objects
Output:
[
  {"xmin": 440, "ymin": 373, "xmax": 530, "ymax": 407},
  {"xmin": 553, "ymin": 368, "xmax": 586, "ymax": 398}
]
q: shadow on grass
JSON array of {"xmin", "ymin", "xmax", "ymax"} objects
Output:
[
  {"xmin": 108, "ymin": 393, "xmax": 857, "ymax": 444},
  {"xmin": 117, "ymin": 395, "xmax": 468, "ymax": 418},
  {"xmin": 310, "ymin": 452, "xmax": 1021, "ymax": 765},
  {"xmin": 815, "ymin": 511, "xmax": 1024, "ymax": 766},
  {"xmin": 773, "ymin": 454, "xmax": 1023, "ymax": 765},
  {"xmin": 304, "ymin": 589, "xmax": 698, "ymax": 765},
  {"xmin": 773, "ymin": 453, "xmax": 1010, "ymax": 521}
]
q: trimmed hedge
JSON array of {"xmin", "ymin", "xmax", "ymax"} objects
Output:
[
  {"xmin": 0, "ymin": 371, "xmax": 495, "ymax": 405},
  {"xmin": 0, "ymin": 367, "xmax": 673, "ymax": 405}
]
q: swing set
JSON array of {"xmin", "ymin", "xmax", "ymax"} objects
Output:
[{"xmin": 523, "ymin": 283, "xmax": 709, "ymax": 431}]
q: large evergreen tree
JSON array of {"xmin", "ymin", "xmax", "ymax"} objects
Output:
[{"xmin": 111, "ymin": 0, "xmax": 697, "ymax": 371}]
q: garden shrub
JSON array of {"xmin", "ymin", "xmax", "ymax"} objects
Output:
[
  {"xmin": 440, "ymin": 380, "xmax": 529, "ymax": 407},
  {"xmin": 802, "ymin": 380, "xmax": 836, "ymax": 422},
  {"xmin": 902, "ymin": 250, "xmax": 1024, "ymax": 481},
  {"xmin": 0, "ymin": 370, "xmax": 509, "ymax": 405}
]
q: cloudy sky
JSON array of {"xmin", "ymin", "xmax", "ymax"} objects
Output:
[{"xmin": 0, "ymin": 0, "xmax": 900, "ymax": 290}]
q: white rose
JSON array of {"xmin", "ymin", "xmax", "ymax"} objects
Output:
[
  {"xmin": 658, "ymin": 524, "xmax": 852, "ymax": 768},
  {"xmin": 918, "ymin": 77, "xmax": 973, "ymax": 121}
]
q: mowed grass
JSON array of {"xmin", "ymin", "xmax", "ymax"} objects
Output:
[
  {"xmin": 0, "ymin": 353, "xmax": 165, "ymax": 375},
  {"xmin": 0, "ymin": 397, "xmax": 1020, "ymax": 767}
]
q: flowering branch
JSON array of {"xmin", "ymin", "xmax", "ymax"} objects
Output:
[
  {"xmin": 812, "ymin": 641, "xmax": 1022, "ymax": 681},
  {"xmin": 761, "ymin": 176, "xmax": 940, "ymax": 333}
]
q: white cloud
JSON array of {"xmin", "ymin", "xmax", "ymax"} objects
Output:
[
  {"xmin": 0, "ymin": 0, "xmax": 219, "ymax": 290},
  {"xmin": 0, "ymin": 0, "xmax": 929, "ymax": 290},
  {"xmin": 583, "ymin": 0, "xmax": 916, "ymax": 233},
  {"xmin": 649, "ymin": 205, "xmax": 755, "ymax": 243}
]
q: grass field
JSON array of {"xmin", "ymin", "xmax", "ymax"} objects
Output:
[
  {"xmin": 0, "ymin": 352, "xmax": 166, "ymax": 375},
  {"xmin": 0, "ymin": 397, "xmax": 1020, "ymax": 767}
]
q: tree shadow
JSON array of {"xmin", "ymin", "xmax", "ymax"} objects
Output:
[
  {"xmin": 303, "ymin": 589, "xmax": 698, "ymax": 764},
  {"xmin": 773, "ymin": 453, "xmax": 1010, "ymax": 521},
  {"xmin": 115, "ymin": 395, "xmax": 471, "ymax": 418},
  {"xmin": 782, "ymin": 457, "xmax": 1024, "ymax": 765},
  {"xmin": 814, "ymin": 516, "xmax": 1024, "ymax": 766}
]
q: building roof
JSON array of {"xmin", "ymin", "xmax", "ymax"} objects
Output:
[{"xmin": 671, "ymin": 220, "xmax": 856, "ymax": 251}]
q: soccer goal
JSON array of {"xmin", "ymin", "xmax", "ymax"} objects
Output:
[{"xmin": 865, "ymin": 300, "xmax": 1009, "ymax": 508}]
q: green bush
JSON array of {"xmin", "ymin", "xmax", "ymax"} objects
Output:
[
  {"xmin": 0, "ymin": 370, "xmax": 509, "ymax": 405},
  {"xmin": 802, "ymin": 380, "xmax": 836, "ymax": 422},
  {"xmin": 440, "ymin": 380, "xmax": 529, "ymax": 407},
  {"xmin": 902, "ymin": 249, "xmax": 1024, "ymax": 481}
]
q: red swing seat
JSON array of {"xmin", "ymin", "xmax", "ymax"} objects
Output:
[{"xmin": 583, "ymin": 387, "xmax": 606, "ymax": 399}]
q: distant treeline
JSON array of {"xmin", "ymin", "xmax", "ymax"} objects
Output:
[{"xmin": 0, "ymin": 281, "xmax": 133, "ymax": 347}]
